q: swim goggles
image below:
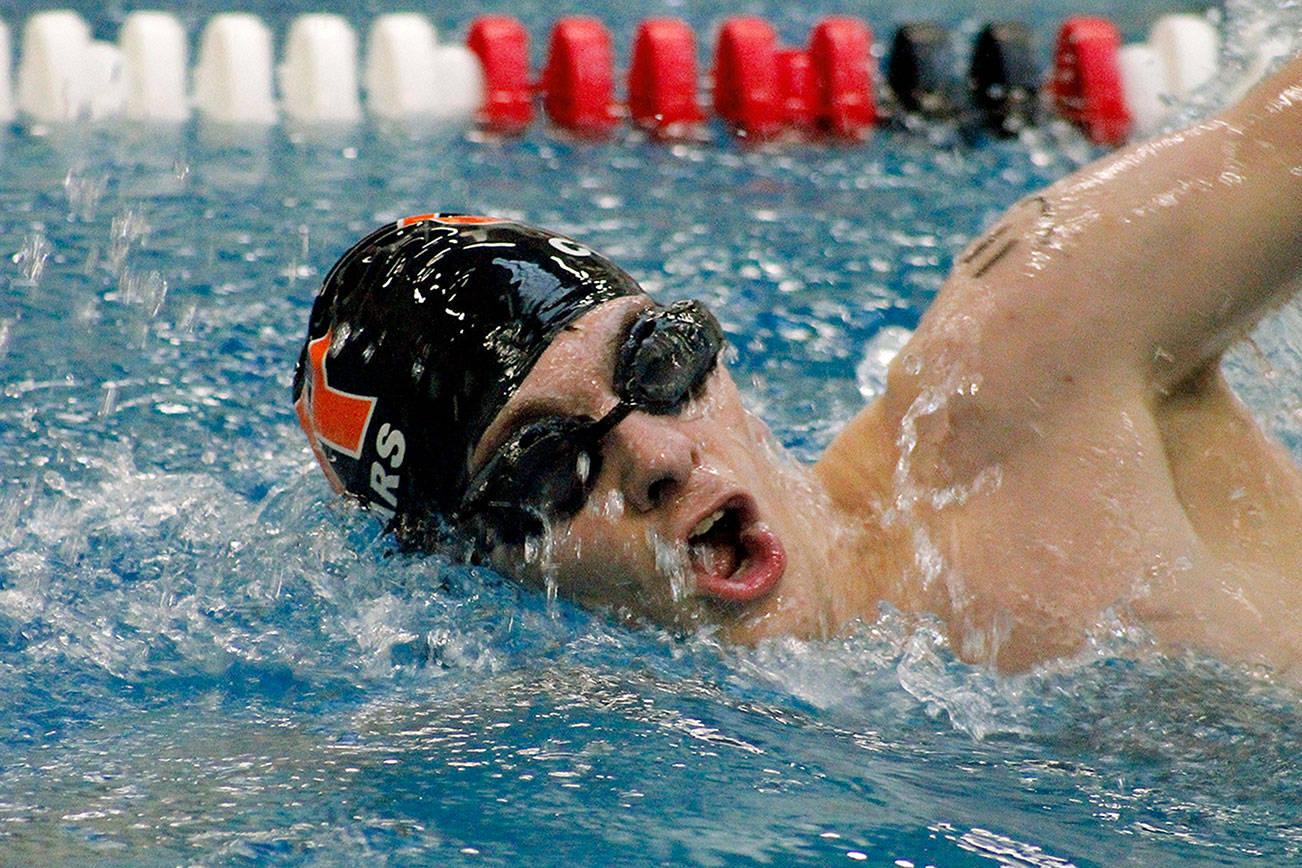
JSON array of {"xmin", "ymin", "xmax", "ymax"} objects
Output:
[{"xmin": 460, "ymin": 299, "xmax": 725, "ymax": 543}]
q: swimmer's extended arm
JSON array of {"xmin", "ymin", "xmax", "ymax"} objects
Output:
[{"xmin": 929, "ymin": 51, "xmax": 1302, "ymax": 405}]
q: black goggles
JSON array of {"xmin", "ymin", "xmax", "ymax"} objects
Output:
[{"xmin": 459, "ymin": 299, "xmax": 725, "ymax": 543}]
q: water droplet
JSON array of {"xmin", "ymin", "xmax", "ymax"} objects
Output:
[
  {"xmin": 13, "ymin": 234, "xmax": 51, "ymax": 285},
  {"xmin": 99, "ymin": 382, "xmax": 119, "ymax": 416},
  {"xmin": 109, "ymin": 211, "xmax": 151, "ymax": 275},
  {"xmin": 648, "ymin": 529, "xmax": 692, "ymax": 602},
  {"xmin": 63, "ymin": 171, "xmax": 108, "ymax": 221},
  {"xmin": 118, "ymin": 269, "xmax": 168, "ymax": 316}
]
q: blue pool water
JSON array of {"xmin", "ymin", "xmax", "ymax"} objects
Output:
[{"xmin": 3, "ymin": 0, "xmax": 1302, "ymax": 865}]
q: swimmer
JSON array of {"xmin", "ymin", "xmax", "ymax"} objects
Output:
[{"xmin": 294, "ymin": 53, "xmax": 1302, "ymax": 677}]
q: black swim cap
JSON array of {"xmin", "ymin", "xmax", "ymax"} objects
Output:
[{"xmin": 292, "ymin": 214, "xmax": 646, "ymax": 542}]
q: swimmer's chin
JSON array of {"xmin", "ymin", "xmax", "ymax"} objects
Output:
[{"xmin": 479, "ymin": 527, "xmax": 805, "ymax": 643}]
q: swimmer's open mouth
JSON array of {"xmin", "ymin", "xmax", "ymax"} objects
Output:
[{"xmin": 686, "ymin": 497, "xmax": 786, "ymax": 603}]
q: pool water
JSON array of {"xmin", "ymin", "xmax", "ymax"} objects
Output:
[{"xmin": 3, "ymin": 0, "xmax": 1302, "ymax": 865}]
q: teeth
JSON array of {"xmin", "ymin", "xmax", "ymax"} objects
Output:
[{"xmin": 690, "ymin": 509, "xmax": 724, "ymax": 540}]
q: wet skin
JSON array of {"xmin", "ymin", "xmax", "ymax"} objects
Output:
[{"xmin": 474, "ymin": 54, "xmax": 1302, "ymax": 676}]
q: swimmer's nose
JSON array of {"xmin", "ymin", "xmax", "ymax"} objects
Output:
[{"xmin": 603, "ymin": 411, "xmax": 698, "ymax": 513}]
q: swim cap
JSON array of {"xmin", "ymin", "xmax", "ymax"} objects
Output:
[{"xmin": 292, "ymin": 214, "xmax": 646, "ymax": 543}]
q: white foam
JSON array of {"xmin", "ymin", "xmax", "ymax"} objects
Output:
[{"xmin": 854, "ymin": 324, "xmax": 913, "ymax": 400}]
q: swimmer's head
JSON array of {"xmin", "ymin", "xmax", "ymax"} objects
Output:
[
  {"xmin": 295, "ymin": 215, "xmax": 852, "ymax": 642},
  {"xmin": 292, "ymin": 214, "xmax": 645, "ymax": 544}
]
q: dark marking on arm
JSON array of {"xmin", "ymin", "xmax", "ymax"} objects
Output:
[
  {"xmin": 959, "ymin": 196, "xmax": 1054, "ymax": 279},
  {"xmin": 969, "ymin": 237, "xmax": 1018, "ymax": 278}
]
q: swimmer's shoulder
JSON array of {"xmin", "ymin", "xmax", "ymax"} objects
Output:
[{"xmin": 815, "ymin": 396, "xmax": 897, "ymax": 515}]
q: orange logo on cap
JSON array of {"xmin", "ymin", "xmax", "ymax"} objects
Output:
[
  {"xmin": 398, "ymin": 214, "xmax": 505, "ymax": 228},
  {"xmin": 294, "ymin": 332, "xmax": 378, "ymax": 492}
]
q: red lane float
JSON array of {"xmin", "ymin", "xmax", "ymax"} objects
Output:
[
  {"xmin": 1049, "ymin": 16, "xmax": 1130, "ymax": 146},
  {"xmin": 628, "ymin": 18, "xmax": 702, "ymax": 136},
  {"xmin": 467, "ymin": 15, "xmax": 533, "ymax": 133},
  {"xmin": 809, "ymin": 16, "xmax": 877, "ymax": 138},
  {"xmin": 542, "ymin": 16, "xmax": 619, "ymax": 136},
  {"xmin": 712, "ymin": 16, "xmax": 782, "ymax": 138},
  {"xmin": 776, "ymin": 48, "xmax": 815, "ymax": 129}
]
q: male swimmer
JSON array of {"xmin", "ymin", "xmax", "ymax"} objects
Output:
[{"xmin": 294, "ymin": 53, "xmax": 1302, "ymax": 676}]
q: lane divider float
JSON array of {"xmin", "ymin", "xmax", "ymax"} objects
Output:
[
  {"xmin": 1049, "ymin": 16, "xmax": 1131, "ymax": 146},
  {"xmin": 775, "ymin": 46, "xmax": 815, "ymax": 131},
  {"xmin": 970, "ymin": 22, "xmax": 1039, "ymax": 137},
  {"xmin": 1117, "ymin": 14, "xmax": 1218, "ymax": 134},
  {"xmin": 628, "ymin": 17, "xmax": 704, "ymax": 136},
  {"xmin": 365, "ymin": 13, "xmax": 484, "ymax": 123},
  {"xmin": 811, "ymin": 17, "xmax": 878, "ymax": 138},
  {"xmin": 711, "ymin": 16, "xmax": 783, "ymax": 139},
  {"xmin": 121, "ymin": 11, "xmax": 189, "ymax": 122},
  {"xmin": 467, "ymin": 15, "xmax": 533, "ymax": 133},
  {"xmin": 542, "ymin": 16, "xmax": 619, "ymax": 136},
  {"xmin": 193, "ymin": 13, "xmax": 277, "ymax": 124},
  {"xmin": 0, "ymin": 8, "xmax": 1240, "ymax": 148},
  {"xmin": 887, "ymin": 22, "xmax": 957, "ymax": 120},
  {"xmin": 278, "ymin": 14, "xmax": 362, "ymax": 124}
]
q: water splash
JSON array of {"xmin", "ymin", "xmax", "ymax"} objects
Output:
[
  {"xmin": 63, "ymin": 170, "xmax": 108, "ymax": 222},
  {"xmin": 854, "ymin": 324, "xmax": 912, "ymax": 400},
  {"xmin": 117, "ymin": 269, "xmax": 168, "ymax": 315},
  {"xmin": 108, "ymin": 210, "xmax": 151, "ymax": 276},
  {"xmin": 12, "ymin": 234, "xmax": 51, "ymax": 285},
  {"xmin": 521, "ymin": 519, "xmax": 563, "ymax": 607},
  {"xmin": 647, "ymin": 528, "xmax": 693, "ymax": 603},
  {"xmin": 98, "ymin": 381, "xmax": 119, "ymax": 416}
]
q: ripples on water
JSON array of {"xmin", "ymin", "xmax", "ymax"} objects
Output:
[{"xmin": 2, "ymin": 0, "xmax": 1302, "ymax": 864}]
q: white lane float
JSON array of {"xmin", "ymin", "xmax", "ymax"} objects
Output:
[
  {"xmin": 193, "ymin": 14, "xmax": 277, "ymax": 125},
  {"xmin": 121, "ymin": 11, "xmax": 189, "ymax": 121},
  {"xmin": 279, "ymin": 14, "xmax": 362, "ymax": 125}
]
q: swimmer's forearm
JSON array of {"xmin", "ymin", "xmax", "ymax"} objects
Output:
[
  {"xmin": 1218, "ymin": 49, "xmax": 1302, "ymax": 160},
  {"xmin": 1134, "ymin": 50, "xmax": 1302, "ymax": 380}
]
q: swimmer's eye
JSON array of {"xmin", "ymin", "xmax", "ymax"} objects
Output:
[{"xmin": 461, "ymin": 415, "xmax": 606, "ymax": 541}]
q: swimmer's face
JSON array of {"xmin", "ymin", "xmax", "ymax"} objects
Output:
[{"xmin": 468, "ymin": 296, "xmax": 839, "ymax": 641}]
